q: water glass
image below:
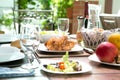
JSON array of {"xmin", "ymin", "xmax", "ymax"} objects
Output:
[
  {"xmin": 58, "ymin": 18, "xmax": 69, "ymax": 35},
  {"xmin": 20, "ymin": 18, "xmax": 39, "ymax": 70}
]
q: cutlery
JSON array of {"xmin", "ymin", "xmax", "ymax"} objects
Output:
[
  {"xmin": 83, "ymin": 48, "xmax": 94, "ymax": 55},
  {"xmin": 20, "ymin": 40, "xmax": 41, "ymax": 64},
  {"xmin": 25, "ymin": 46, "xmax": 41, "ymax": 64}
]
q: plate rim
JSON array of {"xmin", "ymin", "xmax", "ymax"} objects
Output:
[
  {"xmin": 0, "ymin": 52, "xmax": 25, "ymax": 63},
  {"xmin": 88, "ymin": 54, "xmax": 120, "ymax": 66},
  {"xmin": 38, "ymin": 44, "xmax": 83, "ymax": 53},
  {"xmin": 0, "ymin": 46, "xmax": 20, "ymax": 53},
  {"xmin": 41, "ymin": 60, "xmax": 92, "ymax": 74}
]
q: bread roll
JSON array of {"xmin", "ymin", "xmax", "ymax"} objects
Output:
[
  {"xmin": 0, "ymin": 31, "xmax": 5, "ymax": 34},
  {"xmin": 11, "ymin": 39, "xmax": 26, "ymax": 49}
]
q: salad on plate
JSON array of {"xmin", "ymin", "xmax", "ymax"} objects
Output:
[
  {"xmin": 44, "ymin": 52, "xmax": 82, "ymax": 73},
  {"xmin": 41, "ymin": 51, "xmax": 92, "ymax": 74}
]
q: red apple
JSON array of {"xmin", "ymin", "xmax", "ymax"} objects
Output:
[{"xmin": 95, "ymin": 42, "xmax": 118, "ymax": 63}]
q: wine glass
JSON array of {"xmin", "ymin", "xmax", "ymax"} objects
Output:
[
  {"xmin": 20, "ymin": 18, "xmax": 39, "ymax": 70},
  {"xmin": 58, "ymin": 18, "xmax": 69, "ymax": 35}
]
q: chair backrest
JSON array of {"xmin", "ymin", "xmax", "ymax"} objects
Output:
[
  {"xmin": 99, "ymin": 14, "xmax": 120, "ymax": 30},
  {"xmin": 15, "ymin": 10, "xmax": 54, "ymax": 32}
]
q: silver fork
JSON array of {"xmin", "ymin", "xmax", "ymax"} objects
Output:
[{"xmin": 25, "ymin": 45, "xmax": 41, "ymax": 64}]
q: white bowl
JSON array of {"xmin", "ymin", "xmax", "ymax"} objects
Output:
[{"xmin": 39, "ymin": 31, "xmax": 61, "ymax": 43}]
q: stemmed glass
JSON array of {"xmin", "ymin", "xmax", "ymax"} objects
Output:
[
  {"xmin": 58, "ymin": 18, "xmax": 69, "ymax": 35},
  {"xmin": 20, "ymin": 18, "xmax": 40, "ymax": 70}
]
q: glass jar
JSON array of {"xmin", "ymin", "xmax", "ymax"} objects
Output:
[{"xmin": 76, "ymin": 16, "xmax": 84, "ymax": 44}]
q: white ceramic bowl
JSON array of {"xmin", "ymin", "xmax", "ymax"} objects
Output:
[{"xmin": 39, "ymin": 31, "xmax": 61, "ymax": 43}]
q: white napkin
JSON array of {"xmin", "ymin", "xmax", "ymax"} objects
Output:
[{"xmin": 0, "ymin": 67, "xmax": 35, "ymax": 78}]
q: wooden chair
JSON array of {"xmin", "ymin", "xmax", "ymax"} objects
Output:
[
  {"xmin": 15, "ymin": 10, "xmax": 54, "ymax": 33},
  {"xmin": 99, "ymin": 14, "xmax": 118, "ymax": 30}
]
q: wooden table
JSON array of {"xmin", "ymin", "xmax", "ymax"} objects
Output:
[
  {"xmin": 1, "ymin": 54, "xmax": 120, "ymax": 80},
  {"xmin": 0, "ymin": 41, "xmax": 120, "ymax": 80},
  {"xmin": 0, "ymin": 33, "xmax": 119, "ymax": 80}
]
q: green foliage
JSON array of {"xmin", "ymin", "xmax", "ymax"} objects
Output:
[
  {"xmin": 18, "ymin": 0, "xmax": 28, "ymax": 9},
  {"xmin": 18, "ymin": 0, "xmax": 36, "ymax": 9},
  {"xmin": 17, "ymin": 0, "xmax": 74, "ymax": 18},
  {"xmin": 50, "ymin": 0, "xmax": 74, "ymax": 29},
  {"xmin": 38, "ymin": 0, "xmax": 52, "ymax": 10},
  {"xmin": 51, "ymin": 0, "xmax": 74, "ymax": 18},
  {"xmin": 0, "ymin": 13, "xmax": 13, "ymax": 28},
  {"xmin": 17, "ymin": 0, "xmax": 74, "ymax": 30}
]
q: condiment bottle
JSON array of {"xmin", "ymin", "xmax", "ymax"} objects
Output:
[{"xmin": 76, "ymin": 16, "xmax": 84, "ymax": 44}]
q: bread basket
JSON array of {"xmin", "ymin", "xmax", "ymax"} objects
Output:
[{"xmin": 81, "ymin": 28, "xmax": 112, "ymax": 50}]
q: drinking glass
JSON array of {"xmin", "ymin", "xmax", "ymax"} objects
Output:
[
  {"xmin": 58, "ymin": 18, "xmax": 69, "ymax": 35},
  {"xmin": 20, "ymin": 18, "xmax": 39, "ymax": 70}
]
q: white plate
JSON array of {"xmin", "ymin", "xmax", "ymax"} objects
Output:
[
  {"xmin": 38, "ymin": 44, "xmax": 83, "ymax": 53},
  {"xmin": 88, "ymin": 54, "xmax": 120, "ymax": 66},
  {"xmin": 0, "ymin": 46, "xmax": 25, "ymax": 63},
  {"xmin": 41, "ymin": 60, "xmax": 92, "ymax": 74},
  {"xmin": 0, "ymin": 34, "xmax": 17, "ymax": 43}
]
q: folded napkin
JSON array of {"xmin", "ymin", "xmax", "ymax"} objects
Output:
[{"xmin": 0, "ymin": 67, "xmax": 35, "ymax": 78}]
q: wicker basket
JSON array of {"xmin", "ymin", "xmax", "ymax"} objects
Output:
[{"xmin": 81, "ymin": 29, "xmax": 112, "ymax": 50}]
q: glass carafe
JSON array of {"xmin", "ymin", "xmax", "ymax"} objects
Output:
[{"xmin": 76, "ymin": 16, "xmax": 84, "ymax": 44}]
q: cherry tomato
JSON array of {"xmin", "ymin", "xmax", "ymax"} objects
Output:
[{"xmin": 59, "ymin": 62, "xmax": 65, "ymax": 70}]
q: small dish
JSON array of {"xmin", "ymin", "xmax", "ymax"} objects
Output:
[{"xmin": 39, "ymin": 31, "xmax": 69, "ymax": 43}]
